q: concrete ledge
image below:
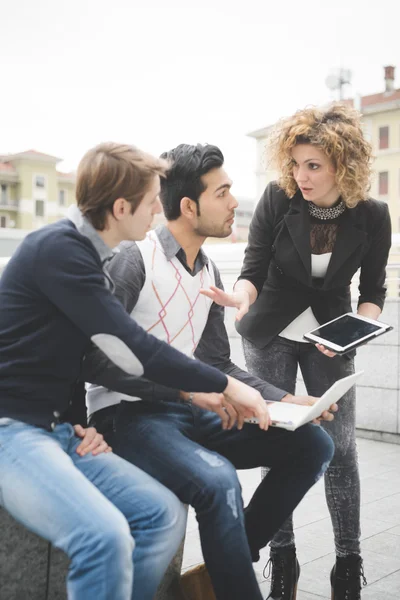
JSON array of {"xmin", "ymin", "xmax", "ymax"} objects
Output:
[
  {"xmin": 0, "ymin": 505, "xmax": 184, "ymax": 600},
  {"xmin": 356, "ymin": 428, "xmax": 400, "ymax": 445},
  {"xmin": 0, "ymin": 507, "xmax": 68, "ymax": 600},
  {"xmin": 155, "ymin": 538, "xmax": 186, "ymax": 600}
]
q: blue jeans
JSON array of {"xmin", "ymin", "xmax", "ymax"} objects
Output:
[
  {"xmin": 0, "ymin": 418, "xmax": 186, "ymax": 600},
  {"xmin": 91, "ymin": 400, "xmax": 335, "ymax": 600}
]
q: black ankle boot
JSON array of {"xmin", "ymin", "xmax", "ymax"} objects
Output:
[
  {"xmin": 264, "ymin": 548, "xmax": 300, "ymax": 600},
  {"xmin": 330, "ymin": 555, "xmax": 367, "ymax": 600}
]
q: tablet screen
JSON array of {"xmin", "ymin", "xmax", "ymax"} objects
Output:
[{"xmin": 310, "ymin": 315, "xmax": 381, "ymax": 348}]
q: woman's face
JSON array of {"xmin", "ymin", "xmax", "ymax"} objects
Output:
[{"xmin": 291, "ymin": 144, "xmax": 340, "ymax": 207}]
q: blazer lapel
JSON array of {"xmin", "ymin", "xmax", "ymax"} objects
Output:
[
  {"xmin": 323, "ymin": 211, "xmax": 367, "ymax": 288},
  {"xmin": 284, "ymin": 193, "xmax": 312, "ymax": 284}
]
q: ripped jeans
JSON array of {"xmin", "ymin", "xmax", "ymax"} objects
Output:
[
  {"xmin": 243, "ymin": 335, "xmax": 360, "ymax": 558},
  {"xmin": 90, "ymin": 399, "xmax": 334, "ymax": 600}
]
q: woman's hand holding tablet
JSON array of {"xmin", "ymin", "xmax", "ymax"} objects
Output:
[{"xmin": 304, "ymin": 313, "xmax": 392, "ymax": 355}]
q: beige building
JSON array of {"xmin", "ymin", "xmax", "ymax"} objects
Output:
[{"xmin": 0, "ymin": 150, "xmax": 76, "ymax": 230}]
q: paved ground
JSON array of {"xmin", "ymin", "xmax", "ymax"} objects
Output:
[{"xmin": 181, "ymin": 338, "xmax": 400, "ymax": 599}]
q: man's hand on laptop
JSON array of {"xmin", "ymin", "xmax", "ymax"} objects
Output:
[
  {"xmin": 223, "ymin": 376, "xmax": 271, "ymax": 430},
  {"xmin": 180, "ymin": 391, "xmax": 239, "ymax": 430},
  {"xmin": 281, "ymin": 394, "xmax": 339, "ymax": 423}
]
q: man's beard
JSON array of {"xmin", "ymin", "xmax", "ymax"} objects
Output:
[{"xmin": 194, "ymin": 223, "xmax": 231, "ymax": 239}]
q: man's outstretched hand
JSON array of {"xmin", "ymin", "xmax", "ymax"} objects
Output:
[{"xmin": 200, "ymin": 286, "xmax": 250, "ymax": 321}]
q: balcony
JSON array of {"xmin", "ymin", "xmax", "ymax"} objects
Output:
[{"xmin": 0, "ymin": 198, "xmax": 19, "ymax": 211}]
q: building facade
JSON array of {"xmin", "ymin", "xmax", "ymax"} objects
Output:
[
  {"xmin": 362, "ymin": 66, "xmax": 400, "ymax": 234},
  {"xmin": 0, "ymin": 150, "xmax": 76, "ymax": 230}
]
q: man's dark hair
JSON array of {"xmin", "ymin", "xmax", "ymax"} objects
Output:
[{"xmin": 160, "ymin": 144, "xmax": 224, "ymax": 220}]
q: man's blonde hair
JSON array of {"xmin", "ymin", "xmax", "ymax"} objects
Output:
[{"xmin": 76, "ymin": 142, "xmax": 169, "ymax": 230}]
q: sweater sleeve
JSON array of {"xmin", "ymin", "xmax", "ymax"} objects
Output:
[{"xmin": 35, "ymin": 230, "xmax": 227, "ymax": 393}]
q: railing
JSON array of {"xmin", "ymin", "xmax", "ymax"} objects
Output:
[
  {"xmin": 0, "ymin": 257, "xmax": 10, "ymax": 273},
  {"xmin": 0, "ymin": 199, "xmax": 19, "ymax": 210},
  {"xmin": 204, "ymin": 242, "xmax": 400, "ymax": 298},
  {"xmin": 1, "ymin": 243, "xmax": 400, "ymax": 297}
]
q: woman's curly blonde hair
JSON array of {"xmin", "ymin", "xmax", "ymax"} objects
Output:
[{"xmin": 267, "ymin": 103, "xmax": 373, "ymax": 208}]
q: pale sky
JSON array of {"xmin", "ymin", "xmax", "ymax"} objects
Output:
[{"xmin": 1, "ymin": 0, "xmax": 399, "ymax": 198}]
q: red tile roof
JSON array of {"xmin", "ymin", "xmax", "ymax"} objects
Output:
[
  {"xmin": 56, "ymin": 171, "xmax": 75, "ymax": 179},
  {"xmin": 20, "ymin": 149, "xmax": 59, "ymax": 158},
  {"xmin": 0, "ymin": 150, "xmax": 62, "ymax": 163},
  {"xmin": 361, "ymin": 89, "xmax": 400, "ymax": 108},
  {"xmin": 0, "ymin": 162, "xmax": 16, "ymax": 173}
]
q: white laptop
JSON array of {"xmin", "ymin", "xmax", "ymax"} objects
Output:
[{"xmin": 245, "ymin": 371, "xmax": 363, "ymax": 431}]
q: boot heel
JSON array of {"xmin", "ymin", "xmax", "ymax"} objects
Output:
[
  {"xmin": 330, "ymin": 555, "xmax": 366, "ymax": 600},
  {"xmin": 293, "ymin": 583, "xmax": 298, "ymax": 600}
]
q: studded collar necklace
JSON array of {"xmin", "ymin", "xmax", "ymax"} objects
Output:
[{"xmin": 308, "ymin": 200, "xmax": 346, "ymax": 220}]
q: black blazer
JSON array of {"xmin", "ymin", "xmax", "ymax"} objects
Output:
[{"xmin": 236, "ymin": 182, "xmax": 392, "ymax": 349}]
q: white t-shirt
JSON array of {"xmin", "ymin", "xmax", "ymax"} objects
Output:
[{"xmin": 279, "ymin": 253, "xmax": 331, "ymax": 343}]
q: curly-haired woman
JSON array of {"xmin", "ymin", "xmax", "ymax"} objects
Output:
[{"xmin": 202, "ymin": 104, "xmax": 392, "ymax": 599}]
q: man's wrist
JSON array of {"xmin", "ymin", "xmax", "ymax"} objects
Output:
[
  {"xmin": 179, "ymin": 391, "xmax": 195, "ymax": 405},
  {"xmin": 281, "ymin": 393, "xmax": 294, "ymax": 403}
]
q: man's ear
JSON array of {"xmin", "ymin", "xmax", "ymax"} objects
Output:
[
  {"xmin": 112, "ymin": 198, "xmax": 129, "ymax": 221},
  {"xmin": 180, "ymin": 196, "xmax": 197, "ymax": 220}
]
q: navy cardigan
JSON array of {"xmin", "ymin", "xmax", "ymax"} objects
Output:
[{"xmin": 0, "ymin": 219, "xmax": 227, "ymax": 429}]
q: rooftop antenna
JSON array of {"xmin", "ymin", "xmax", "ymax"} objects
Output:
[{"xmin": 325, "ymin": 68, "xmax": 352, "ymax": 100}]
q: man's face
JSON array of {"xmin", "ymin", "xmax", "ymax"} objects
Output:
[
  {"xmin": 122, "ymin": 175, "xmax": 163, "ymax": 241},
  {"xmin": 192, "ymin": 167, "xmax": 237, "ymax": 238}
]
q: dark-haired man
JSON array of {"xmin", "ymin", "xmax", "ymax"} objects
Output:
[{"xmin": 85, "ymin": 143, "xmax": 336, "ymax": 600}]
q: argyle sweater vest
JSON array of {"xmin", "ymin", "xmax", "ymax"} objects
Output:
[
  {"xmin": 86, "ymin": 232, "xmax": 216, "ymax": 413},
  {"xmin": 132, "ymin": 231, "xmax": 215, "ymax": 358}
]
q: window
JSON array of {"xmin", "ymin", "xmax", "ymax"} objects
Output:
[
  {"xmin": 59, "ymin": 189, "xmax": 66, "ymax": 206},
  {"xmin": 35, "ymin": 199, "xmax": 45, "ymax": 217},
  {"xmin": 35, "ymin": 175, "xmax": 46, "ymax": 188},
  {"xmin": 1, "ymin": 184, "xmax": 7, "ymax": 204},
  {"xmin": 379, "ymin": 126, "xmax": 389, "ymax": 150},
  {"xmin": 0, "ymin": 216, "xmax": 6, "ymax": 228},
  {"xmin": 379, "ymin": 172, "xmax": 389, "ymax": 196}
]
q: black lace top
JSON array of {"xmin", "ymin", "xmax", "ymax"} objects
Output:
[{"xmin": 309, "ymin": 204, "xmax": 346, "ymax": 255}]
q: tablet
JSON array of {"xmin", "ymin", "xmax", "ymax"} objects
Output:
[{"xmin": 303, "ymin": 313, "xmax": 392, "ymax": 355}]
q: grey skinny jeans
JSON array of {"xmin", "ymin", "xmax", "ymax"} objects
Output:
[{"xmin": 243, "ymin": 335, "xmax": 361, "ymax": 558}]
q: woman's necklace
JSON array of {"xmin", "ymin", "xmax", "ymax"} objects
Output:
[{"xmin": 308, "ymin": 200, "xmax": 346, "ymax": 220}]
